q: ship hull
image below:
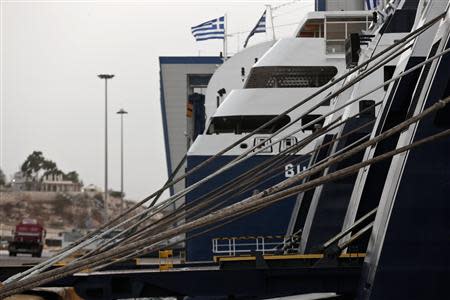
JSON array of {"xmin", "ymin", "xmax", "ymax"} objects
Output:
[{"xmin": 185, "ymin": 154, "xmax": 309, "ymax": 261}]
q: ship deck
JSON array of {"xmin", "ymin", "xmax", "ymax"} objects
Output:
[{"xmin": 0, "ymin": 253, "xmax": 364, "ymax": 299}]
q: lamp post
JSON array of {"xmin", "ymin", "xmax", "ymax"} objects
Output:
[
  {"xmin": 98, "ymin": 74, "xmax": 114, "ymax": 220},
  {"xmin": 116, "ymin": 108, "xmax": 128, "ymax": 216}
]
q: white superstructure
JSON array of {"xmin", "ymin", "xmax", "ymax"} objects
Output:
[{"xmin": 190, "ymin": 10, "xmax": 372, "ymax": 157}]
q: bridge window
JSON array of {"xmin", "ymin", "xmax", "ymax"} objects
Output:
[
  {"xmin": 207, "ymin": 115, "xmax": 291, "ymax": 134},
  {"xmin": 325, "ymin": 16, "xmax": 370, "ymax": 54},
  {"xmin": 297, "ymin": 19, "xmax": 324, "ymax": 38},
  {"xmin": 245, "ymin": 66, "xmax": 338, "ymax": 88}
]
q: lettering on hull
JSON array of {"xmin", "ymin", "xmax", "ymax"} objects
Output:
[{"xmin": 285, "ymin": 163, "xmax": 307, "ymax": 178}]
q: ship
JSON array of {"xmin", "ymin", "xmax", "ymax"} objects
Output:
[
  {"xmin": 185, "ymin": 6, "xmax": 372, "ymax": 263},
  {"xmin": 0, "ymin": 0, "xmax": 449, "ymax": 299}
]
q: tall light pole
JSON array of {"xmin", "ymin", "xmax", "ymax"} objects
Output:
[
  {"xmin": 98, "ymin": 74, "xmax": 114, "ymax": 221},
  {"xmin": 116, "ymin": 108, "xmax": 128, "ymax": 216}
]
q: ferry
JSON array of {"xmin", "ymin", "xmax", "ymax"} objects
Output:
[{"xmin": 185, "ymin": 8, "xmax": 372, "ymax": 261}]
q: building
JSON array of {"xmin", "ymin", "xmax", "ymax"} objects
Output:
[
  {"xmin": 83, "ymin": 184, "xmax": 102, "ymax": 197},
  {"xmin": 11, "ymin": 171, "xmax": 82, "ymax": 192},
  {"xmin": 40, "ymin": 174, "xmax": 82, "ymax": 192},
  {"xmin": 159, "ymin": 56, "xmax": 223, "ymax": 196},
  {"xmin": 11, "ymin": 171, "xmax": 31, "ymax": 191}
]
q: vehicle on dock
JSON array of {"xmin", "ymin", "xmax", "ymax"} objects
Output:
[{"xmin": 8, "ymin": 219, "xmax": 46, "ymax": 257}]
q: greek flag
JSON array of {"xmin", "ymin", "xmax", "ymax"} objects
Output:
[
  {"xmin": 191, "ymin": 16, "xmax": 225, "ymax": 41},
  {"xmin": 244, "ymin": 10, "xmax": 266, "ymax": 48},
  {"xmin": 365, "ymin": 0, "xmax": 381, "ymax": 10}
]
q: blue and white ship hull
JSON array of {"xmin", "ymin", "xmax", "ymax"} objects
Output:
[{"xmin": 185, "ymin": 154, "xmax": 309, "ymax": 261}]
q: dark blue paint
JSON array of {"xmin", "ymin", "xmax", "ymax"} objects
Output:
[
  {"xmin": 304, "ymin": 116, "xmax": 374, "ymax": 253},
  {"xmin": 353, "ymin": 56, "xmax": 425, "ymax": 240},
  {"xmin": 362, "ymin": 38, "xmax": 450, "ymax": 300},
  {"xmin": 185, "ymin": 155, "xmax": 307, "ymax": 261},
  {"xmin": 315, "ymin": 0, "xmax": 326, "ymax": 11},
  {"xmin": 68, "ymin": 264, "xmax": 362, "ymax": 299},
  {"xmin": 159, "ymin": 56, "xmax": 223, "ymax": 64}
]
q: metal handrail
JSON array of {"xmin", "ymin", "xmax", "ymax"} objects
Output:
[{"xmin": 212, "ymin": 235, "xmax": 286, "ymax": 256}]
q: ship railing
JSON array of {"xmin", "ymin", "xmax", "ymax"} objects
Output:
[{"xmin": 212, "ymin": 232, "xmax": 301, "ymax": 256}]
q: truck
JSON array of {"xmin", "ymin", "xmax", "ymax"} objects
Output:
[{"xmin": 9, "ymin": 219, "xmax": 45, "ymax": 257}]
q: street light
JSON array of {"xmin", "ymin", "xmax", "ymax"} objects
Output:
[
  {"xmin": 98, "ymin": 74, "xmax": 114, "ymax": 220},
  {"xmin": 116, "ymin": 108, "xmax": 128, "ymax": 216}
]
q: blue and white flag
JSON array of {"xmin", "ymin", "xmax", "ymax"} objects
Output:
[
  {"xmin": 191, "ymin": 16, "xmax": 225, "ymax": 41},
  {"xmin": 365, "ymin": 0, "xmax": 381, "ymax": 10},
  {"xmin": 244, "ymin": 10, "xmax": 266, "ymax": 48}
]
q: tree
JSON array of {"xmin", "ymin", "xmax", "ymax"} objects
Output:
[
  {"xmin": 42, "ymin": 160, "xmax": 57, "ymax": 172},
  {"xmin": 41, "ymin": 160, "xmax": 63, "ymax": 178},
  {"xmin": 64, "ymin": 171, "xmax": 79, "ymax": 183},
  {"xmin": 20, "ymin": 151, "xmax": 82, "ymax": 185},
  {"xmin": 0, "ymin": 167, "xmax": 5, "ymax": 186},
  {"xmin": 21, "ymin": 151, "xmax": 45, "ymax": 179}
]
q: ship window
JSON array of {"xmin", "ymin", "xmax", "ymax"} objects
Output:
[
  {"xmin": 327, "ymin": 22, "xmax": 346, "ymax": 40},
  {"xmin": 207, "ymin": 115, "xmax": 291, "ymax": 135},
  {"xmin": 297, "ymin": 19, "xmax": 324, "ymax": 38},
  {"xmin": 301, "ymin": 114, "xmax": 324, "ymax": 131},
  {"xmin": 254, "ymin": 137, "xmax": 273, "ymax": 153},
  {"xmin": 383, "ymin": 66, "xmax": 396, "ymax": 91},
  {"xmin": 359, "ymin": 100, "xmax": 376, "ymax": 117},
  {"xmin": 325, "ymin": 17, "xmax": 369, "ymax": 54},
  {"xmin": 245, "ymin": 66, "xmax": 338, "ymax": 88},
  {"xmin": 280, "ymin": 137, "xmax": 298, "ymax": 152}
]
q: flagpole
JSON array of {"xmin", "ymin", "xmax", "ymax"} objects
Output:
[
  {"xmin": 236, "ymin": 33, "xmax": 240, "ymax": 53},
  {"xmin": 223, "ymin": 13, "xmax": 228, "ymax": 60},
  {"xmin": 266, "ymin": 4, "xmax": 276, "ymax": 41}
]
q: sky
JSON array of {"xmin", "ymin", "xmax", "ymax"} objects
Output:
[{"xmin": 0, "ymin": 0, "xmax": 314, "ymax": 201}]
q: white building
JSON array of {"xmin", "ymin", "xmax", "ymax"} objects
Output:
[{"xmin": 41, "ymin": 173, "xmax": 82, "ymax": 192}]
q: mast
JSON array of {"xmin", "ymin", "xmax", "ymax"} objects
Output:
[
  {"xmin": 223, "ymin": 13, "xmax": 228, "ymax": 60},
  {"xmin": 266, "ymin": 4, "xmax": 276, "ymax": 41}
]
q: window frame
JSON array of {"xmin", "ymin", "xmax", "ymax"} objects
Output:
[
  {"xmin": 279, "ymin": 136, "xmax": 298, "ymax": 152},
  {"xmin": 254, "ymin": 137, "xmax": 273, "ymax": 153}
]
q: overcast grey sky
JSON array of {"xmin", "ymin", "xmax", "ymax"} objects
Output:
[{"xmin": 0, "ymin": 0, "xmax": 313, "ymax": 200}]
